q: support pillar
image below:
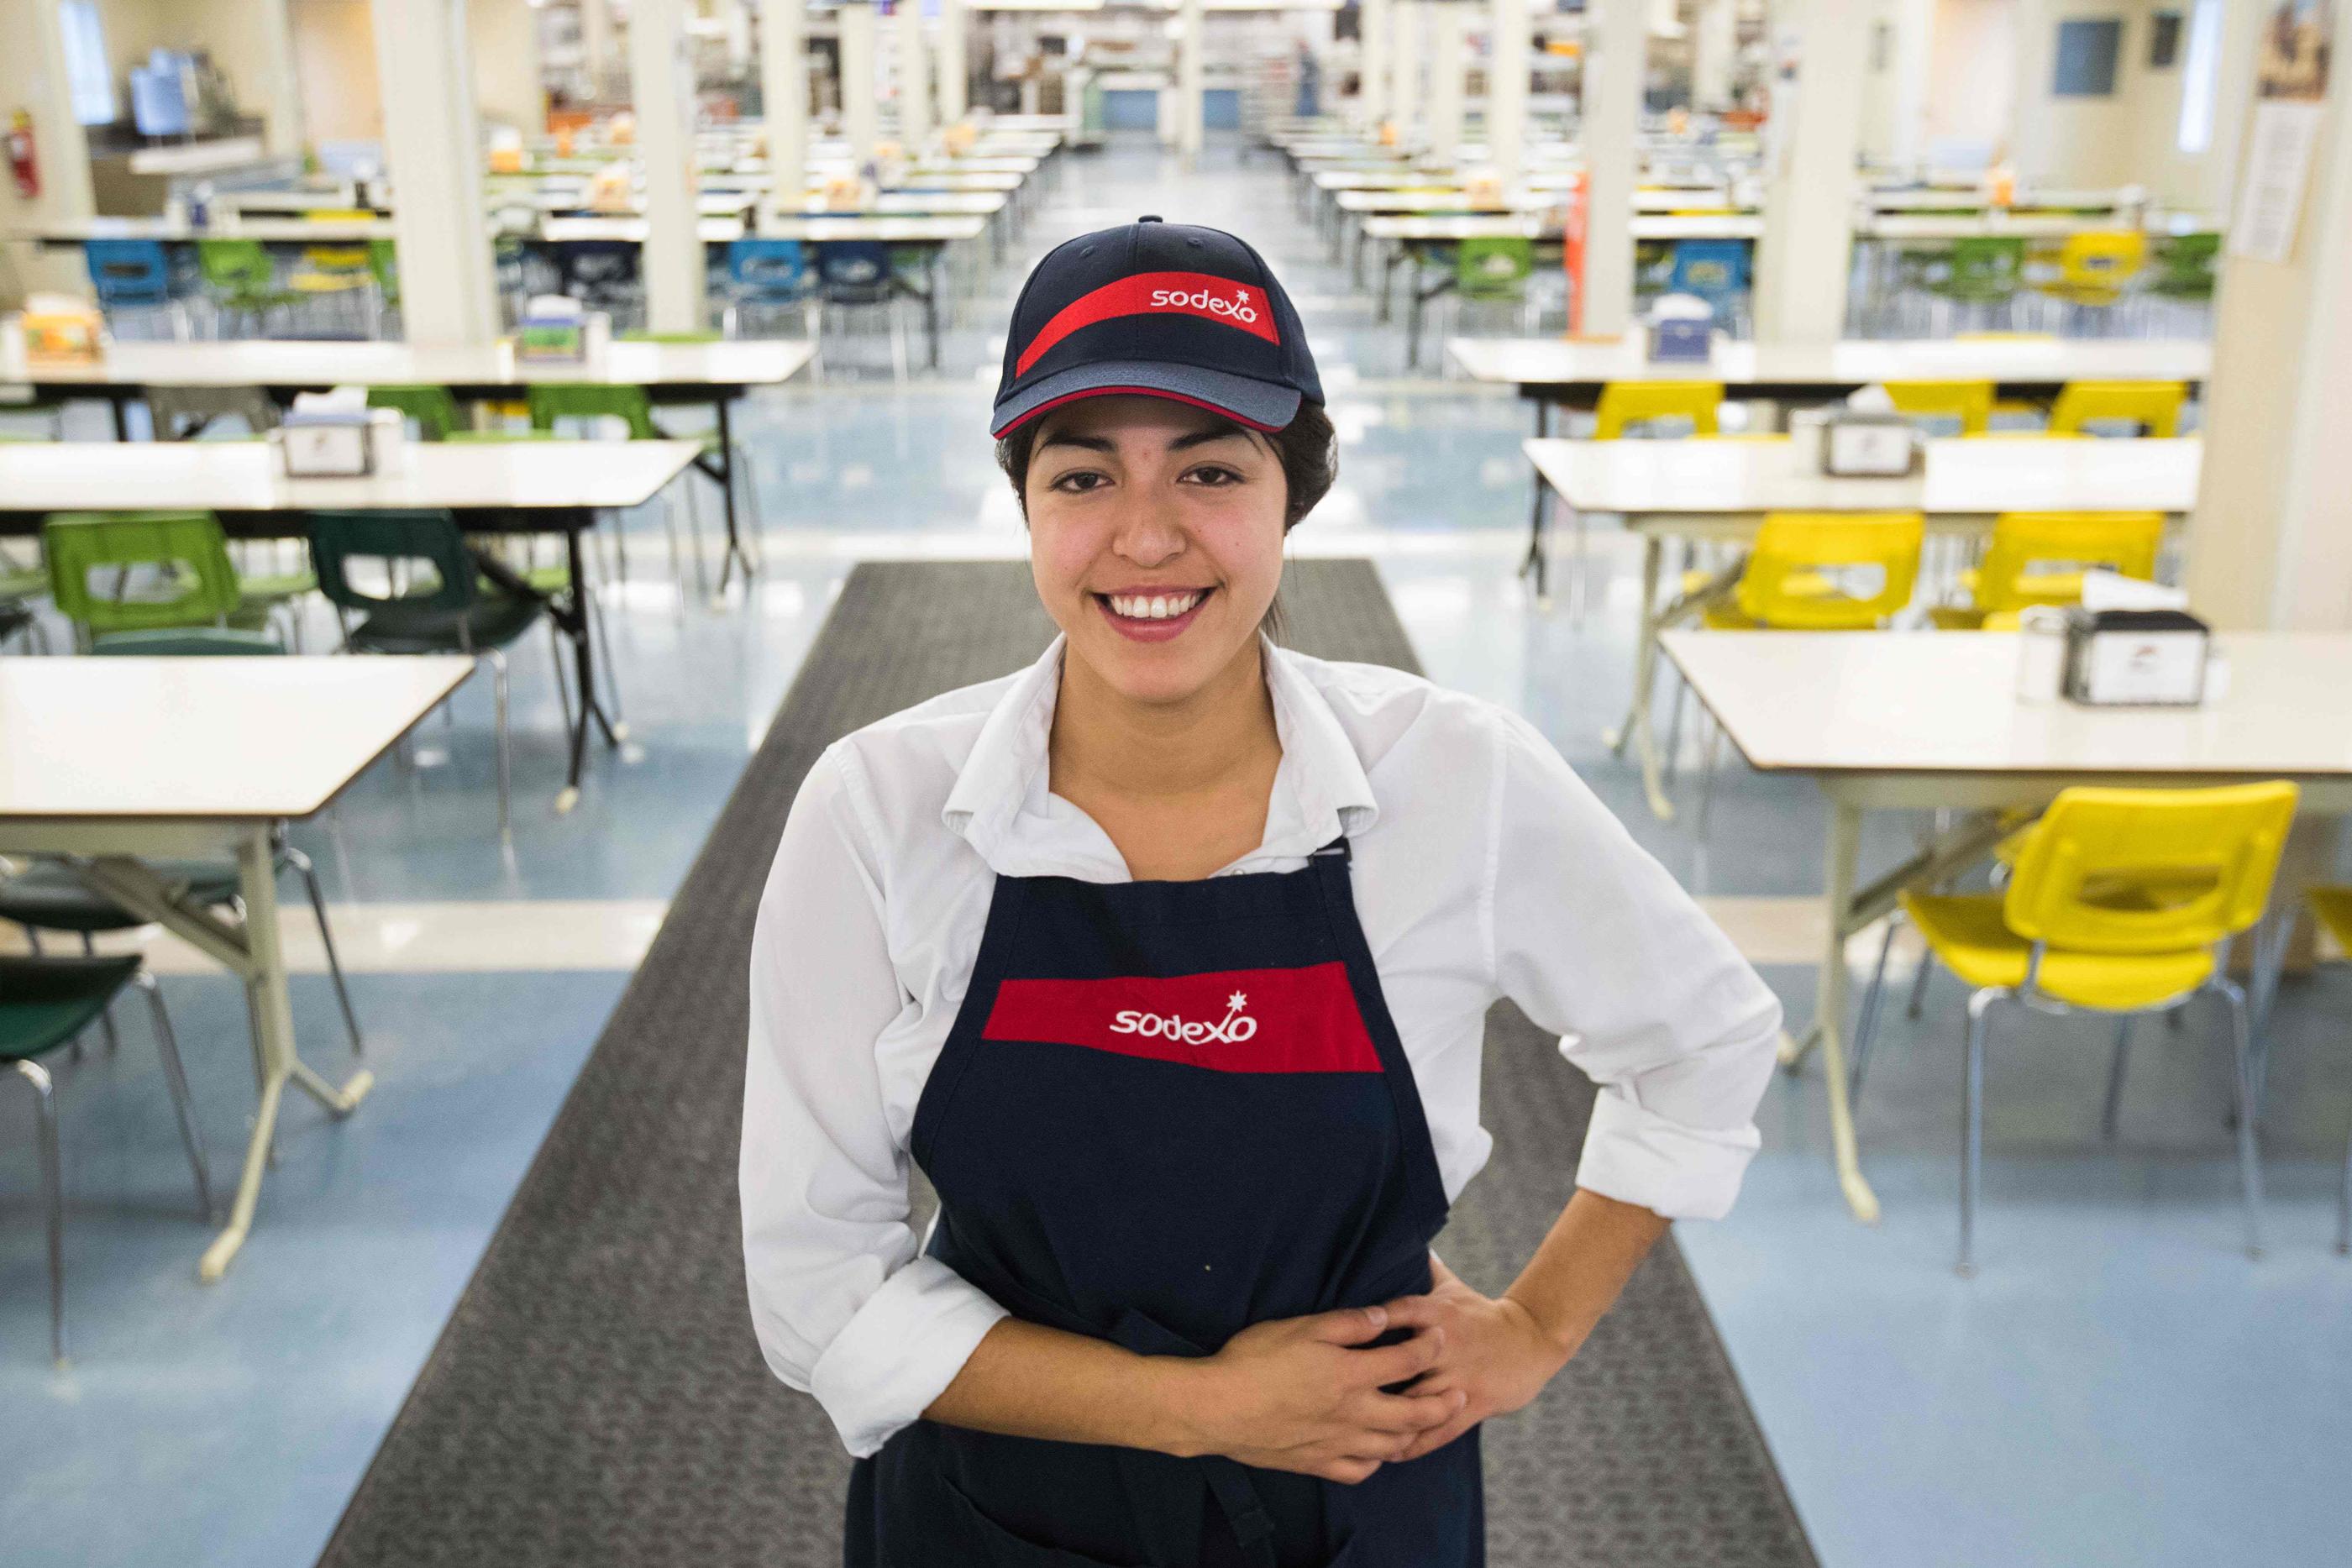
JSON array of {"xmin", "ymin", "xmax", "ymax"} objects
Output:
[
  {"xmin": 370, "ymin": 0, "xmax": 501, "ymax": 343},
  {"xmin": 762, "ymin": 0, "xmax": 810, "ymax": 208},
  {"xmin": 628, "ymin": 0, "xmax": 708, "ymax": 334},
  {"xmin": 1580, "ymin": 0, "xmax": 1646, "ymax": 335},
  {"xmin": 1751, "ymin": 0, "xmax": 1867, "ymax": 341}
]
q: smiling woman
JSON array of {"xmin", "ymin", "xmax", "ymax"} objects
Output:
[{"xmin": 742, "ymin": 217, "xmax": 1783, "ymax": 1568}]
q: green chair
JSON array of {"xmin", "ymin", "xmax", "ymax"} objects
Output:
[
  {"xmin": 0, "ymin": 471, "xmax": 50, "ymax": 651},
  {"xmin": 41, "ymin": 510, "xmax": 271, "ymax": 650},
  {"xmin": 2150, "ymin": 233, "xmax": 2220, "ymax": 302},
  {"xmin": 195, "ymin": 239, "xmax": 294, "ymax": 337},
  {"xmin": 368, "ymin": 239, "xmax": 400, "ymax": 327},
  {"xmin": 526, "ymin": 382, "xmax": 718, "ymax": 597},
  {"xmin": 367, "ymin": 385, "xmax": 463, "ymax": 443},
  {"xmin": 3, "ymin": 954, "xmax": 213, "ymax": 1363},
  {"xmin": 1929, "ymin": 237, "xmax": 2027, "ymax": 332},
  {"xmin": 307, "ymin": 509, "xmax": 551, "ymax": 842}
]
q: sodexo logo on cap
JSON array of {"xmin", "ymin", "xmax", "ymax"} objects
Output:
[{"xmin": 1014, "ymin": 271, "xmax": 1278, "ymax": 376}]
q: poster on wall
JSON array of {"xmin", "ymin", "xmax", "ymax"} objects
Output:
[{"xmin": 2230, "ymin": 0, "xmax": 2334, "ymax": 262}]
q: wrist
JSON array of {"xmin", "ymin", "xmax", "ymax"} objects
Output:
[
  {"xmin": 1141, "ymin": 1354, "xmax": 1218, "ymax": 1460},
  {"xmin": 1501, "ymin": 1287, "xmax": 1588, "ymax": 1366}
]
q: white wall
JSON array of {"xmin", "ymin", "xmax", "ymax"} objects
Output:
[
  {"xmin": 0, "ymin": 0, "xmax": 99, "ymax": 303},
  {"xmin": 2005, "ymin": 0, "xmax": 2218, "ymax": 207},
  {"xmin": 291, "ymin": 0, "xmax": 383, "ymax": 148},
  {"xmin": 468, "ymin": 0, "xmax": 547, "ymax": 136},
  {"xmin": 1923, "ymin": 0, "xmax": 2017, "ymax": 164}
]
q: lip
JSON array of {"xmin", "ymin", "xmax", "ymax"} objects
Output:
[{"xmin": 1094, "ymin": 585, "xmax": 1215, "ymax": 643}]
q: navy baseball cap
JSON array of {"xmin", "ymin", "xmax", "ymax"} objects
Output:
[{"xmin": 990, "ymin": 216, "xmax": 1322, "ymax": 438}]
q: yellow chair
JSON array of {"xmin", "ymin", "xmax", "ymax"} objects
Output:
[
  {"xmin": 1884, "ymin": 380, "xmax": 1994, "ymax": 437},
  {"xmin": 1861, "ymin": 783, "xmax": 2297, "ymax": 1273},
  {"xmin": 2048, "ymin": 380, "xmax": 2187, "ymax": 438},
  {"xmin": 2035, "ymin": 229, "xmax": 2148, "ymax": 311},
  {"xmin": 1594, "ymin": 380, "xmax": 1723, "ymax": 438},
  {"xmin": 2305, "ymin": 887, "xmax": 2352, "ymax": 1255},
  {"xmin": 290, "ymin": 211, "xmax": 381, "ymax": 333},
  {"xmin": 1933, "ymin": 510, "xmax": 2166, "ymax": 628}
]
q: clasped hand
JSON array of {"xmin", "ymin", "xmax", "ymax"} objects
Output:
[{"xmin": 1175, "ymin": 1254, "xmax": 1570, "ymax": 1483}]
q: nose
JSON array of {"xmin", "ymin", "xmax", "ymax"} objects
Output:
[{"xmin": 1110, "ymin": 484, "xmax": 1189, "ymax": 569}]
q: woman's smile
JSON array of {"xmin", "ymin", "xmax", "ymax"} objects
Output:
[{"xmin": 1093, "ymin": 584, "xmax": 1216, "ymax": 642}]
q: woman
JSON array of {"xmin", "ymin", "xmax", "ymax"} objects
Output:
[{"xmin": 742, "ymin": 218, "xmax": 1782, "ymax": 1566}]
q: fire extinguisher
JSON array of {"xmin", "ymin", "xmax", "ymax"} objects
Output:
[{"xmin": 6, "ymin": 110, "xmax": 36, "ymax": 200}]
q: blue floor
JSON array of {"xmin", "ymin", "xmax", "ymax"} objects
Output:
[{"xmin": 4, "ymin": 138, "xmax": 2346, "ymax": 1568}]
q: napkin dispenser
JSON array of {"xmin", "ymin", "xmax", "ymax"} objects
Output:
[
  {"xmin": 514, "ymin": 296, "xmax": 606, "ymax": 363},
  {"xmin": 1645, "ymin": 292, "xmax": 1715, "ymax": 363},
  {"xmin": 1820, "ymin": 412, "xmax": 1919, "ymax": 476},
  {"xmin": 276, "ymin": 407, "xmax": 375, "ymax": 477},
  {"xmin": 2063, "ymin": 607, "xmax": 2210, "ymax": 706}
]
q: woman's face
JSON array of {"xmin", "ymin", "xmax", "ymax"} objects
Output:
[{"xmin": 1024, "ymin": 395, "xmax": 1286, "ymax": 706}]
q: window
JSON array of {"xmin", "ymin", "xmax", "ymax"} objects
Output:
[
  {"xmin": 2053, "ymin": 17, "xmax": 2124, "ymax": 97},
  {"xmin": 2150, "ymin": 11, "xmax": 2183, "ymax": 67},
  {"xmin": 2177, "ymin": 0, "xmax": 2223, "ymax": 151},
  {"xmin": 60, "ymin": 0, "xmax": 118, "ymax": 127}
]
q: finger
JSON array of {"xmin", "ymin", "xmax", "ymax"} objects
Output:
[
  {"xmin": 1305, "ymin": 1304, "xmax": 1391, "ymax": 1347},
  {"xmin": 1347, "ymin": 1324, "xmax": 1446, "ymax": 1387},
  {"xmin": 1395, "ymin": 1408, "xmax": 1478, "ymax": 1463},
  {"xmin": 1322, "ymin": 1457, "xmax": 1382, "ymax": 1486},
  {"xmin": 1377, "ymin": 1294, "xmax": 1447, "ymax": 1329},
  {"xmin": 1356, "ymin": 1386, "xmax": 1466, "ymax": 1434}
]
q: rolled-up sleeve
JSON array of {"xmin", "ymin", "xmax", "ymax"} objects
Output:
[
  {"xmin": 740, "ymin": 743, "xmax": 1010, "ymax": 1458},
  {"xmin": 1483, "ymin": 711, "xmax": 1782, "ymax": 1221}
]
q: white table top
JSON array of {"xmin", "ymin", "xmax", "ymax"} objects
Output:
[
  {"xmin": 19, "ymin": 215, "xmax": 397, "ymax": 244},
  {"xmin": 528, "ymin": 190, "xmax": 759, "ymax": 218},
  {"xmin": 1366, "ymin": 213, "xmax": 1764, "ymax": 242},
  {"xmin": 1664, "ymin": 630, "xmax": 2352, "ymax": 780},
  {"xmin": 538, "ymin": 215, "xmax": 752, "ymax": 244},
  {"xmin": 1449, "ymin": 335, "xmax": 2213, "ymax": 389},
  {"xmin": 0, "ymin": 439, "xmax": 700, "ymax": 514},
  {"xmin": 750, "ymin": 213, "xmax": 987, "ymax": 243},
  {"xmin": 2, "ymin": 337, "xmax": 816, "ymax": 391},
  {"xmin": 1526, "ymin": 435, "xmax": 2200, "ymax": 518},
  {"xmin": 1337, "ymin": 189, "xmax": 1562, "ymax": 215},
  {"xmin": 0, "ymin": 657, "xmax": 475, "ymax": 821},
  {"xmin": 1857, "ymin": 212, "xmax": 2222, "ymax": 240}
]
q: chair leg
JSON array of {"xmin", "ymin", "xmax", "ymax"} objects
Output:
[
  {"xmin": 133, "ymin": 972, "xmax": 213, "ymax": 1220},
  {"xmin": 681, "ymin": 477, "xmax": 711, "ymax": 598},
  {"xmin": 2338, "ymin": 1115, "xmax": 2350, "ymax": 1257},
  {"xmin": 486, "ymin": 649, "xmax": 512, "ymax": 846},
  {"xmin": 587, "ymin": 573, "xmax": 626, "ymax": 726},
  {"xmin": 2218, "ymin": 979, "xmax": 2265, "ymax": 1261},
  {"xmin": 1905, "ymin": 932, "xmax": 1937, "ymax": 1020},
  {"xmin": 13, "ymin": 1058, "xmax": 65, "ymax": 1361},
  {"xmin": 548, "ymin": 616, "xmax": 576, "ymax": 742},
  {"xmin": 2101, "ymin": 1017, "xmax": 2131, "ymax": 1139},
  {"xmin": 81, "ymin": 931, "xmax": 120, "ymax": 1055},
  {"xmin": 1959, "ymin": 988, "xmax": 2000, "ymax": 1277},
  {"xmin": 1851, "ymin": 913, "xmax": 1903, "ymax": 1107},
  {"xmin": 282, "ymin": 843, "xmax": 364, "ymax": 1058},
  {"xmin": 1693, "ymin": 709, "xmax": 1725, "ymax": 848}
]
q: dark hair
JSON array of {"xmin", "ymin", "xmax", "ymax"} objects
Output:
[{"xmin": 994, "ymin": 400, "xmax": 1338, "ymax": 643}]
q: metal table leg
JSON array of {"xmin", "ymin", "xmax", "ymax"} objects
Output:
[
  {"xmin": 1781, "ymin": 800, "xmax": 1883, "ymax": 1223},
  {"xmin": 69, "ymin": 836, "xmax": 375, "ymax": 1281}
]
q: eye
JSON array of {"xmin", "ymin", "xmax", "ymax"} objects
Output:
[
  {"xmin": 1047, "ymin": 469, "xmax": 1110, "ymax": 494},
  {"xmin": 1184, "ymin": 464, "xmax": 1244, "ymax": 487}
]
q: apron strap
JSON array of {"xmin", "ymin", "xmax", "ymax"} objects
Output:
[
  {"xmin": 1311, "ymin": 832, "xmax": 1351, "ymax": 863},
  {"xmin": 1201, "ymin": 1458, "xmax": 1283, "ymax": 1568}
]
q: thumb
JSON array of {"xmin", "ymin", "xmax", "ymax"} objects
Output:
[{"xmin": 1305, "ymin": 1304, "xmax": 1390, "ymax": 1346}]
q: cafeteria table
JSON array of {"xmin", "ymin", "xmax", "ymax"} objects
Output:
[
  {"xmin": 0, "ymin": 654, "xmax": 475, "ymax": 1279},
  {"xmin": 1661, "ymin": 627, "xmax": 2352, "ymax": 1225},
  {"xmin": 1524, "ymin": 433, "xmax": 2204, "ymax": 821},
  {"xmin": 0, "ymin": 438, "xmax": 701, "ymax": 808}
]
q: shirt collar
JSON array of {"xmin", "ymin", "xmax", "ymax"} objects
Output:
[{"xmin": 942, "ymin": 629, "xmax": 1380, "ymax": 879}]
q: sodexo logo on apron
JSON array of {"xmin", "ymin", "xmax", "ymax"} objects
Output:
[{"xmin": 982, "ymin": 962, "xmax": 1383, "ymax": 1074}]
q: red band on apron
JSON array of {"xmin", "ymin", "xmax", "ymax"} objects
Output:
[{"xmin": 980, "ymin": 961, "xmax": 1383, "ymax": 1074}]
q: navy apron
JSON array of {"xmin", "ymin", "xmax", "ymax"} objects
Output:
[{"xmin": 844, "ymin": 833, "xmax": 1483, "ymax": 1567}]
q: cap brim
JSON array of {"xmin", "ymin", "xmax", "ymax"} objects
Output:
[{"xmin": 990, "ymin": 359, "xmax": 1304, "ymax": 438}]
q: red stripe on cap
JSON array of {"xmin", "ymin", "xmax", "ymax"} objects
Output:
[
  {"xmin": 990, "ymin": 385, "xmax": 1285, "ymax": 438},
  {"xmin": 981, "ymin": 962, "xmax": 1382, "ymax": 1074},
  {"xmin": 1014, "ymin": 271, "xmax": 1278, "ymax": 377}
]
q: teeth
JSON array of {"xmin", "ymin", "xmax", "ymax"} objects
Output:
[{"xmin": 1107, "ymin": 590, "xmax": 1204, "ymax": 621}]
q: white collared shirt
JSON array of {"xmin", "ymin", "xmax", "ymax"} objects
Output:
[{"xmin": 741, "ymin": 632, "xmax": 1782, "ymax": 1459}]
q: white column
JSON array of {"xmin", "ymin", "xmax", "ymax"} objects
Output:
[
  {"xmin": 1884, "ymin": 0, "xmax": 1934, "ymax": 169},
  {"xmin": 841, "ymin": 3, "xmax": 879, "ymax": 163},
  {"xmin": 370, "ymin": 0, "xmax": 500, "ymax": 343},
  {"xmin": 1389, "ymin": 2, "xmax": 1424, "ymax": 137},
  {"xmin": 1751, "ymin": 0, "xmax": 1867, "ymax": 340},
  {"xmin": 1693, "ymin": 0, "xmax": 1735, "ymax": 113},
  {"xmin": 580, "ymin": 0, "xmax": 614, "ymax": 99},
  {"xmin": 1428, "ymin": 8, "xmax": 1467, "ymax": 166},
  {"xmin": 1179, "ymin": 0, "xmax": 1206, "ymax": 159},
  {"xmin": 1360, "ymin": 0, "xmax": 1390, "ymax": 128},
  {"xmin": 251, "ymin": 0, "xmax": 307, "ymax": 159},
  {"xmin": 2184, "ymin": 41, "xmax": 2352, "ymax": 631},
  {"xmin": 0, "ymin": 0, "xmax": 98, "ymax": 303},
  {"xmin": 724, "ymin": 0, "xmax": 756, "ymax": 76},
  {"xmin": 1581, "ymin": 0, "xmax": 1646, "ymax": 335},
  {"xmin": 938, "ymin": 0, "xmax": 969, "ymax": 123},
  {"xmin": 628, "ymin": 0, "xmax": 708, "ymax": 333},
  {"xmin": 896, "ymin": 0, "xmax": 932, "ymax": 149},
  {"xmin": 1488, "ymin": 0, "xmax": 1530, "ymax": 183},
  {"xmin": 470, "ymin": 0, "xmax": 550, "ymax": 135},
  {"xmin": 761, "ymin": 0, "xmax": 810, "ymax": 209}
]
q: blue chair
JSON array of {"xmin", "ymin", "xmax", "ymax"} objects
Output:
[
  {"xmin": 1667, "ymin": 239, "xmax": 1751, "ymax": 329},
  {"xmin": 722, "ymin": 238, "xmax": 815, "ymax": 338},
  {"xmin": 815, "ymin": 242, "xmax": 906, "ymax": 377},
  {"xmin": 84, "ymin": 239, "xmax": 185, "ymax": 337}
]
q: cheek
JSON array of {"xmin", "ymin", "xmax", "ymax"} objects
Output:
[{"xmin": 1189, "ymin": 494, "xmax": 1288, "ymax": 602}]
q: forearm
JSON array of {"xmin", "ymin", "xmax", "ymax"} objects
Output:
[
  {"xmin": 1501, "ymin": 1188, "xmax": 1670, "ymax": 1361},
  {"xmin": 921, "ymin": 1316, "xmax": 1204, "ymax": 1456}
]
